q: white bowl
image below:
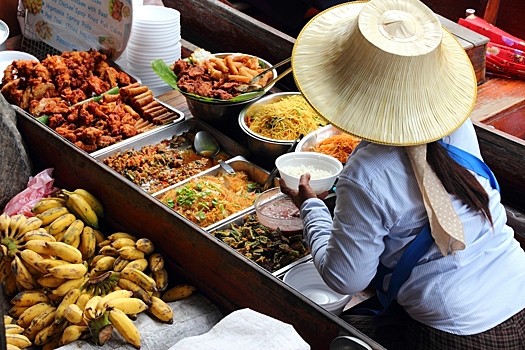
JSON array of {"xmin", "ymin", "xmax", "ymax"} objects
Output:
[
  {"xmin": 275, "ymin": 152, "xmax": 343, "ymax": 195},
  {"xmin": 0, "ymin": 51, "xmax": 38, "ymax": 80},
  {"xmin": 283, "ymin": 261, "xmax": 352, "ymax": 316}
]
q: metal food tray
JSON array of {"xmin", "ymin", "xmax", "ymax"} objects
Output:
[
  {"xmin": 209, "ymin": 208, "xmax": 312, "ymax": 277},
  {"xmin": 92, "ymin": 118, "xmax": 248, "ymax": 161},
  {"xmin": 89, "ymin": 98, "xmax": 185, "ymax": 158},
  {"xmin": 153, "ymin": 156, "xmax": 279, "ymax": 232}
]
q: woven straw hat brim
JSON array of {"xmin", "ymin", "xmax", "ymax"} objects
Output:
[{"xmin": 292, "ymin": 0, "xmax": 477, "ymax": 146}]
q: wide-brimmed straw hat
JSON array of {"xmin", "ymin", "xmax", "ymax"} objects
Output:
[{"xmin": 292, "ymin": 0, "xmax": 477, "ymax": 146}]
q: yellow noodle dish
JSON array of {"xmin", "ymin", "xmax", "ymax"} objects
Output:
[{"xmin": 244, "ymin": 94, "xmax": 326, "ymax": 141}]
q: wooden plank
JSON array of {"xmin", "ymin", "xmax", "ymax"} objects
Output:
[
  {"xmin": 470, "ymin": 78, "xmax": 525, "ymax": 122},
  {"xmin": 15, "ymin": 110, "xmax": 385, "ymax": 350},
  {"xmin": 437, "ymin": 14, "xmax": 489, "ymax": 48}
]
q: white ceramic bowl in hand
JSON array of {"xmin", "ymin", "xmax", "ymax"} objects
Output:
[{"xmin": 276, "ymin": 152, "xmax": 343, "ymax": 195}]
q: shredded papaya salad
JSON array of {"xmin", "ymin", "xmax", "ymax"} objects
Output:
[{"xmin": 161, "ymin": 171, "xmax": 259, "ymax": 227}]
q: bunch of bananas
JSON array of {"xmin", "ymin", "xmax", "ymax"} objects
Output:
[{"xmin": 1, "ymin": 187, "xmax": 197, "ymax": 349}]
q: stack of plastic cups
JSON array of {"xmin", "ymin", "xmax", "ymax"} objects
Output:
[{"xmin": 125, "ymin": 5, "xmax": 181, "ymax": 96}]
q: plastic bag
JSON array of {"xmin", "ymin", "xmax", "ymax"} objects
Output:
[{"xmin": 2, "ymin": 168, "xmax": 59, "ymax": 217}]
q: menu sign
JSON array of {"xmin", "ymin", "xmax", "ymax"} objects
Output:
[{"xmin": 20, "ymin": 0, "xmax": 132, "ymax": 59}]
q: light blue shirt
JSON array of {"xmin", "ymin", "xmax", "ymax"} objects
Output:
[{"xmin": 301, "ymin": 119, "xmax": 525, "ymax": 335}]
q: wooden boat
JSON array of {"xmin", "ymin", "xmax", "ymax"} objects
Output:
[{"xmin": 165, "ymin": 0, "xmax": 525, "ymax": 247}]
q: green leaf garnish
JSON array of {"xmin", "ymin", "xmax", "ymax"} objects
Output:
[{"xmin": 37, "ymin": 114, "xmax": 49, "ymax": 125}]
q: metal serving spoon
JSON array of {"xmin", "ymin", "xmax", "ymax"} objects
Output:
[{"xmin": 194, "ymin": 131, "xmax": 235, "ymax": 175}]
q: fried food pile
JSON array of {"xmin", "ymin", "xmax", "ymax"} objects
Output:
[
  {"xmin": 1, "ymin": 50, "xmax": 179, "ymax": 153},
  {"xmin": 173, "ymin": 49, "xmax": 273, "ymax": 100}
]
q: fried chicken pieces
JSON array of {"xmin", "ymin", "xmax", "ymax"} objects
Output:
[{"xmin": 0, "ymin": 50, "xmax": 145, "ymax": 152}]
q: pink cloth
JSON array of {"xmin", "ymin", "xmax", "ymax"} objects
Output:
[{"xmin": 2, "ymin": 168, "xmax": 59, "ymax": 217}]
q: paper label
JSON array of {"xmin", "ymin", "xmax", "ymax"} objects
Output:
[{"xmin": 19, "ymin": 0, "xmax": 132, "ymax": 59}]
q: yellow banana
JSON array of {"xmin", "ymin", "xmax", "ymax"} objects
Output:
[
  {"xmin": 9, "ymin": 305, "xmax": 29, "ymax": 318},
  {"xmin": 89, "ymin": 254, "xmax": 106, "ymax": 267},
  {"xmin": 41, "ymin": 332, "xmax": 61, "ymax": 350},
  {"xmin": 17, "ymin": 302, "xmax": 54, "ymax": 328},
  {"xmin": 79, "ymin": 226, "xmax": 96, "ymax": 260},
  {"xmin": 55, "ymin": 288, "xmax": 81, "ymax": 324},
  {"xmin": 106, "ymin": 297, "xmax": 148, "ymax": 315},
  {"xmin": 36, "ymin": 207, "xmax": 69, "ymax": 226},
  {"xmin": 124, "ymin": 258, "xmax": 148, "ymax": 272},
  {"xmin": 99, "ymin": 245, "xmax": 119, "ymax": 257},
  {"xmin": 5, "ymin": 324, "xmax": 25, "ymax": 334},
  {"xmin": 23, "ymin": 228, "xmax": 56, "ymax": 242},
  {"xmin": 108, "ymin": 308, "xmax": 141, "ymax": 348},
  {"xmin": 93, "ymin": 256, "xmax": 116, "ymax": 273},
  {"xmin": 5, "ymin": 334, "xmax": 32, "ymax": 348},
  {"xmin": 11, "ymin": 255, "xmax": 38, "ymax": 290},
  {"xmin": 48, "ymin": 213, "xmax": 77, "ymax": 236},
  {"xmin": 84, "ymin": 295, "xmax": 102, "ymax": 320},
  {"xmin": 119, "ymin": 268, "xmax": 156, "ymax": 292},
  {"xmin": 149, "ymin": 296, "xmax": 174, "ymax": 323},
  {"xmin": 97, "ymin": 289, "xmax": 133, "ymax": 310},
  {"xmin": 4, "ymin": 315, "xmax": 15, "ymax": 325},
  {"xmin": 8, "ymin": 214, "xmax": 26, "ymax": 238},
  {"xmin": 70, "ymin": 233, "xmax": 81, "ymax": 249},
  {"xmin": 61, "ymin": 219, "xmax": 84, "ymax": 246},
  {"xmin": 16, "ymin": 216, "xmax": 43, "ymax": 238},
  {"xmin": 152, "ymin": 268, "xmax": 169, "ymax": 291},
  {"xmin": 108, "ymin": 232, "xmax": 137, "ymax": 242},
  {"xmin": 112, "ymin": 256, "xmax": 130, "ymax": 272},
  {"xmin": 58, "ymin": 325, "xmax": 88, "ymax": 346},
  {"xmin": 19, "ymin": 249, "xmax": 47, "ymax": 274},
  {"xmin": 111, "ymin": 237, "xmax": 136, "ymax": 249},
  {"xmin": 75, "ymin": 292, "xmax": 91, "ymax": 310},
  {"xmin": 135, "ymin": 238, "xmax": 155, "ymax": 255},
  {"xmin": 162, "ymin": 284, "xmax": 197, "ymax": 302},
  {"xmin": 4, "ymin": 272, "xmax": 19, "ymax": 297},
  {"xmin": 69, "ymin": 189, "xmax": 104, "ymax": 218},
  {"xmin": 97, "ymin": 239, "xmax": 111, "ymax": 248},
  {"xmin": 66, "ymin": 193, "xmax": 99, "ymax": 229},
  {"xmin": 34, "ymin": 258, "xmax": 70, "ymax": 271},
  {"xmin": 148, "ymin": 252, "xmax": 164, "ymax": 272},
  {"xmin": 23, "ymin": 308, "xmax": 56, "ymax": 341},
  {"xmin": 47, "ymin": 263, "xmax": 87, "ymax": 279},
  {"xmin": 118, "ymin": 246, "xmax": 145, "ymax": 260},
  {"xmin": 117, "ymin": 278, "xmax": 152, "ymax": 307},
  {"xmin": 44, "ymin": 241, "xmax": 83, "ymax": 263},
  {"xmin": 23, "ymin": 240, "xmax": 52, "ymax": 255},
  {"xmin": 0, "ymin": 213, "xmax": 11, "ymax": 237},
  {"xmin": 10, "ymin": 289, "xmax": 49, "ymax": 306},
  {"xmin": 37, "ymin": 274, "xmax": 68, "ymax": 288},
  {"xmin": 64, "ymin": 304, "xmax": 85, "ymax": 324},
  {"xmin": 34, "ymin": 320, "xmax": 67, "ymax": 346},
  {"xmin": 50, "ymin": 276, "xmax": 87, "ymax": 298},
  {"xmin": 31, "ymin": 198, "xmax": 67, "ymax": 215},
  {"xmin": 93, "ymin": 229, "xmax": 106, "ymax": 245},
  {"xmin": 0, "ymin": 259, "xmax": 10, "ymax": 282}
]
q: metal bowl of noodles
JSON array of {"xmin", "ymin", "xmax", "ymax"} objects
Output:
[
  {"xmin": 238, "ymin": 92, "xmax": 326, "ymax": 169},
  {"xmin": 183, "ymin": 52, "xmax": 277, "ymax": 122}
]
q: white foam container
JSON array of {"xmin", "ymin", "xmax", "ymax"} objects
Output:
[
  {"xmin": 283, "ymin": 261, "xmax": 352, "ymax": 316},
  {"xmin": 275, "ymin": 152, "xmax": 343, "ymax": 194}
]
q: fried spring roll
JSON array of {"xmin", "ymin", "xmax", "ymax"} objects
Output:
[
  {"xmin": 132, "ymin": 90, "xmax": 153, "ymax": 102},
  {"xmin": 127, "ymin": 86, "xmax": 149, "ymax": 97},
  {"xmin": 142, "ymin": 100, "xmax": 161, "ymax": 111},
  {"xmin": 209, "ymin": 57, "xmax": 229, "ymax": 73},
  {"xmin": 123, "ymin": 104, "xmax": 140, "ymax": 118},
  {"xmin": 228, "ymin": 74, "xmax": 251, "ymax": 83},
  {"xmin": 120, "ymin": 82, "xmax": 141, "ymax": 96},
  {"xmin": 134, "ymin": 95, "xmax": 154, "ymax": 108},
  {"xmin": 225, "ymin": 56, "xmax": 239, "ymax": 75}
]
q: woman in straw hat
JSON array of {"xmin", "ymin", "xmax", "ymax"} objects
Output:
[{"xmin": 280, "ymin": 0, "xmax": 525, "ymax": 348}]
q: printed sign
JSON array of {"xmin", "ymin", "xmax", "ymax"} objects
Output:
[{"xmin": 20, "ymin": 0, "xmax": 132, "ymax": 59}]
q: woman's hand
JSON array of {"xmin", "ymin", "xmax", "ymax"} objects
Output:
[{"xmin": 279, "ymin": 173, "xmax": 318, "ymax": 209}]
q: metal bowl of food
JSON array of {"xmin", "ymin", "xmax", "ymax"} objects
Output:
[
  {"xmin": 183, "ymin": 52, "xmax": 277, "ymax": 122},
  {"xmin": 239, "ymin": 92, "xmax": 327, "ymax": 169}
]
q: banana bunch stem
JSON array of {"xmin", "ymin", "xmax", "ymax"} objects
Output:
[{"xmin": 87, "ymin": 311, "xmax": 113, "ymax": 346}]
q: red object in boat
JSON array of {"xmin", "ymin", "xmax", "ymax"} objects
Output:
[{"xmin": 459, "ymin": 14, "xmax": 525, "ymax": 79}]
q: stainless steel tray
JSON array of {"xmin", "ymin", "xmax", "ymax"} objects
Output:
[
  {"xmin": 153, "ymin": 156, "xmax": 279, "ymax": 232},
  {"xmin": 296, "ymin": 124, "xmax": 344, "ymax": 152},
  {"xmin": 209, "ymin": 209, "xmax": 312, "ymax": 277},
  {"xmin": 89, "ymin": 98, "xmax": 185, "ymax": 158},
  {"xmin": 93, "ymin": 118, "xmax": 247, "ymax": 160}
]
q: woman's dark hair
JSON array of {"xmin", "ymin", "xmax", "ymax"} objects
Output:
[{"xmin": 426, "ymin": 141, "xmax": 493, "ymax": 225}]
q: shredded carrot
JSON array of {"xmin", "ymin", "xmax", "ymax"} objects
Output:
[{"xmin": 312, "ymin": 134, "xmax": 361, "ymax": 163}]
